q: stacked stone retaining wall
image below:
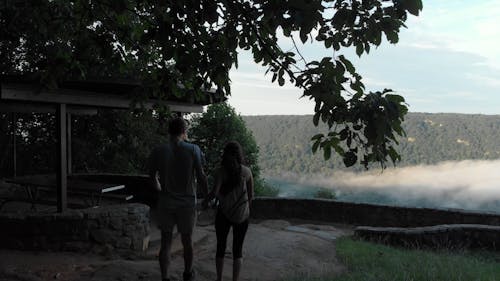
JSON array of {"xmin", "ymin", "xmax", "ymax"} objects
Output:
[{"xmin": 0, "ymin": 203, "xmax": 150, "ymax": 252}]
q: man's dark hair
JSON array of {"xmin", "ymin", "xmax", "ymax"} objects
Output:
[{"xmin": 168, "ymin": 117, "xmax": 187, "ymax": 136}]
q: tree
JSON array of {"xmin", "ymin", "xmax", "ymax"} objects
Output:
[
  {"xmin": 189, "ymin": 103, "xmax": 278, "ymax": 196},
  {"xmin": 71, "ymin": 109, "xmax": 169, "ymax": 173},
  {"xmin": 0, "ymin": 0, "xmax": 422, "ymax": 168},
  {"xmin": 0, "ymin": 109, "xmax": 169, "ymax": 176}
]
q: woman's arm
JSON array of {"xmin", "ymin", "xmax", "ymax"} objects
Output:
[
  {"xmin": 246, "ymin": 168, "xmax": 254, "ymax": 204},
  {"xmin": 208, "ymin": 168, "xmax": 223, "ymax": 201}
]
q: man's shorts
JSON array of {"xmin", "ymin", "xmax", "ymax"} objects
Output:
[{"xmin": 156, "ymin": 207, "xmax": 197, "ymax": 234}]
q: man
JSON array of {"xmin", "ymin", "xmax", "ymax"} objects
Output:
[{"xmin": 149, "ymin": 117, "xmax": 208, "ymax": 281}]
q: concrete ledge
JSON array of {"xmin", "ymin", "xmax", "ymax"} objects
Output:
[
  {"xmin": 354, "ymin": 224, "xmax": 500, "ymax": 251},
  {"xmin": 251, "ymin": 198, "xmax": 500, "ymax": 227}
]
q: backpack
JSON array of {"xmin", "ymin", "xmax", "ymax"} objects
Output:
[{"xmin": 219, "ymin": 174, "xmax": 250, "ymax": 223}]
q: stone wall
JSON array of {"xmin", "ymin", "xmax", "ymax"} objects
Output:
[
  {"xmin": 0, "ymin": 203, "xmax": 150, "ymax": 252},
  {"xmin": 251, "ymin": 198, "xmax": 500, "ymax": 227}
]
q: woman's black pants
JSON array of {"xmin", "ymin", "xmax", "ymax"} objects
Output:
[{"xmin": 215, "ymin": 210, "xmax": 249, "ymax": 259}]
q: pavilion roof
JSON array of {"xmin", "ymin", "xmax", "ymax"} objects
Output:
[{"xmin": 0, "ymin": 74, "xmax": 225, "ymax": 113}]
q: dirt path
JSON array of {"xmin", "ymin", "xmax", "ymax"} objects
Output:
[{"xmin": 0, "ymin": 220, "xmax": 352, "ymax": 281}]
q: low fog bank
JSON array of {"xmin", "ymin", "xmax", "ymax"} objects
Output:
[{"xmin": 269, "ymin": 160, "xmax": 500, "ymax": 213}]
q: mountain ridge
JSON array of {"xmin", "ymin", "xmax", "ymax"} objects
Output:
[{"xmin": 242, "ymin": 112, "xmax": 500, "ymax": 177}]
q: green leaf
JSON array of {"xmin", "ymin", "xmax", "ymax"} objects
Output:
[
  {"xmin": 388, "ymin": 146, "xmax": 401, "ymax": 163},
  {"xmin": 343, "ymin": 151, "xmax": 357, "ymax": 167},
  {"xmin": 386, "ymin": 94, "xmax": 405, "ymax": 104},
  {"xmin": 333, "ymin": 144, "xmax": 345, "ymax": 156},
  {"xmin": 313, "ymin": 113, "xmax": 320, "ymax": 126},
  {"xmin": 356, "ymin": 44, "xmax": 364, "ymax": 57},
  {"xmin": 278, "ymin": 76, "xmax": 285, "ymax": 86},
  {"xmin": 339, "ymin": 128, "xmax": 348, "ymax": 140},
  {"xmin": 385, "ymin": 31, "xmax": 399, "ymax": 44},
  {"xmin": 312, "ymin": 140, "xmax": 320, "ymax": 153},
  {"xmin": 393, "ymin": 122, "xmax": 404, "ymax": 136},
  {"xmin": 405, "ymin": 0, "xmax": 423, "ymax": 16},
  {"xmin": 373, "ymin": 31, "xmax": 382, "ymax": 46},
  {"xmin": 339, "ymin": 55, "xmax": 355, "ymax": 73},
  {"xmin": 324, "ymin": 38, "xmax": 333, "ymax": 48},
  {"xmin": 311, "ymin": 133, "xmax": 324, "ymax": 140},
  {"xmin": 323, "ymin": 145, "xmax": 332, "ymax": 160},
  {"xmin": 300, "ymin": 29, "xmax": 308, "ymax": 43}
]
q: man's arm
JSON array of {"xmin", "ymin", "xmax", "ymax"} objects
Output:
[{"xmin": 194, "ymin": 146, "xmax": 209, "ymax": 198}]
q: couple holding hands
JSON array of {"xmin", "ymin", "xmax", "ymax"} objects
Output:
[{"xmin": 149, "ymin": 117, "xmax": 254, "ymax": 281}]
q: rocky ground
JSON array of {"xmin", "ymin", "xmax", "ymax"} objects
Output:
[{"xmin": 0, "ymin": 218, "xmax": 352, "ymax": 281}]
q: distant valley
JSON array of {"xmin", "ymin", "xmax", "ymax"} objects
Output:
[
  {"xmin": 243, "ymin": 113, "xmax": 500, "ymax": 213},
  {"xmin": 243, "ymin": 113, "xmax": 500, "ymax": 177}
]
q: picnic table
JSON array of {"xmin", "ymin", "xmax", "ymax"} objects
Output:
[{"xmin": 2, "ymin": 174, "xmax": 132, "ymax": 211}]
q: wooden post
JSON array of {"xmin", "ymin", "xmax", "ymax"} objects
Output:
[
  {"xmin": 11, "ymin": 113, "xmax": 17, "ymax": 177},
  {"xmin": 67, "ymin": 113, "xmax": 72, "ymax": 175},
  {"xmin": 56, "ymin": 104, "xmax": 67, "ymax": 212}
]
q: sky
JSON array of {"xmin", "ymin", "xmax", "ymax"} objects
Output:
[{"xmin": 227, "ymin": 0, "xmax": 500, "ymax": 115}]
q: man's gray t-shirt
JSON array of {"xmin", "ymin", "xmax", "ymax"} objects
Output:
[{"xmin": 149, "ymin": 140, "xmax": 204, "ymax": 209}]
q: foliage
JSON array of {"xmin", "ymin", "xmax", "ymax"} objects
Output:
[
  {"xmin": 0, "ymin": 0, "xmax": 422, "ymax": 168},
  {"xmin": 0, "ymin": 113, "xmax": 57, "ymax": 177},
  {"xmin": 314, "ymin": 188, "xmax": 336, "ymax": 199},
  {"xmin": 189, "ymin": 103, "xmax": 275, "ymax": 195},
  {"xmin": 0, "ymin": 110, "xmax": 168, "ymax": 177},
  {"xmin": 0, "ymin": 113, "xmax": 16, "ymax": 177},
  {"xmin": 244, "ymin": 113, "xmax": 500, "ymax": 176},
  {"xmin": 254, "ymin": 177, "xmax": 280, "ymax": 197},
  {"xmin": 71, "ymin": 109, "xmax": 169, "ymax": 173}
]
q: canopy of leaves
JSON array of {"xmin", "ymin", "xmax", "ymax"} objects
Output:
[{"xmin": 0, "ymin": 0, "xmax": 422, "ymax": 168}]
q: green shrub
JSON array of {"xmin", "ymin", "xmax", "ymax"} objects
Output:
[
  {"xmin": 314, "ymin": 188, "xmax": 336, "ymax": 199},
  {"xmin": 254, "ymin": 178, "xmax": 279, "ymax": 197}
]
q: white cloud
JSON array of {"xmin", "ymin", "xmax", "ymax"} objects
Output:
[
  {"xmin": 362, "ymin": 76, "xmax": 392, "ymax": 88},
  {"xmin": 466, "ymin": 73, "xmax": 500, "ymax": 88},
  {"xmin": 402, "ymin": 0, "xmax": 500, "ymax": 67},
  {"xmin": 286, "ymin": 160, "xmax": 500, "ymax": 212},
  {"xmin": 402, "ymin": 41, "xmax": 441, "ymax": 50}
]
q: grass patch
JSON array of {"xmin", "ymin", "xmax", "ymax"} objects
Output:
[{"xmin": 287, "ymin": 237, "xmax": 500, "ymax": 281}]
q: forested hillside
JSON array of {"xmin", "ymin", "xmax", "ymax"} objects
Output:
[{"xmin": 243, "ymin": 113, "xmax": 500, "ymax": 177}]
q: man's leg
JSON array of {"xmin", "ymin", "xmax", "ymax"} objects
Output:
[
  {"xmin": 177, "ymin": 207, "xmax": 197, "ymax": 280},
  {"xmin": 181, "ymin": 233, "xmax": 194, "ymax": 274},
  {"xmin": 159, "ymin": 230, "xmax": 173, "ymax": 281}
]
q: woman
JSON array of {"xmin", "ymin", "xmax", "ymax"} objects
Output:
[{"xmin": 210, "ymin": 141, "xmax": 253, "ymax": 281}]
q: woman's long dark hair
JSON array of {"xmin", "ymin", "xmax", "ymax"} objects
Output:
[{"xmin": 220, "ymin": 141, "xmax": 244, "ymax": 195}]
